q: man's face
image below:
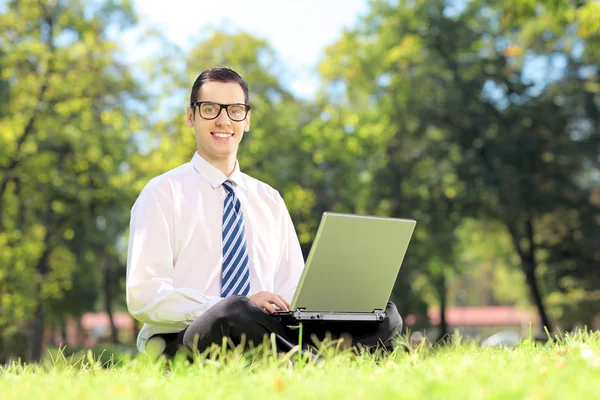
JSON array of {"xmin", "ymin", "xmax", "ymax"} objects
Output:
[{"xmin": 186, "ymin": 81, "xmax": 251, "ymax": 164}]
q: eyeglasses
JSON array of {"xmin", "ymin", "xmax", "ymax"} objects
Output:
[{"xmin": 190, "ymin": 101, "xmax": 251, "ymax": 122}]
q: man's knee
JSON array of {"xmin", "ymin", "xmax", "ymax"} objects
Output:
[
  {"xmin": 385, "ymin": 301, "xmax": 403, "ymax": 335},
  {"xmin": 183, "ymin": 296, "xmax": 261, "ymax": 348},
  {"xmin": 209, "ymin": 295, "xmax": 256, "ymax": 322}
]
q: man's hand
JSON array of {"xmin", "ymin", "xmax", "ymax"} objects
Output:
[{"xmin": 248, "ymin": 291, "xmax": 290, "ymax": 313}]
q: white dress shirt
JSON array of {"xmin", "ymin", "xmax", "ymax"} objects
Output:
[{"xmin": 126, "ymin": 152, "xmax": 305, "ymax": 351}]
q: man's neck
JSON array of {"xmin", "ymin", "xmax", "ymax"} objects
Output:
[{"xmin": 198, "ymin": 151, "xmax": 236, "ymax": 177}]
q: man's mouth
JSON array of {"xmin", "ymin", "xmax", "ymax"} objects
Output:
[{"xmin": 211, "ymin": 132, "xmax": 234, "ymax": 141}]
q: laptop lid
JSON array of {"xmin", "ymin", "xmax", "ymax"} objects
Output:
[{"xmin": 290, "ymin": 212, "xmax": 416, "ymax": 313}]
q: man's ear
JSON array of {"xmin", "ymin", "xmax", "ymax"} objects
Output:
[
  {"xmin": 186, "ymin": 106, "xmax": 194, "ymax": 128},
  {"xmin": 244, "ymin": 110, "xmax": 251, "ymax": 132}
]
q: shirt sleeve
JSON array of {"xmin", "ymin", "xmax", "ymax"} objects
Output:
[
  {"xmin": 126, "ymin": 181, "xmax": 223, "ymax": 328},
  {"xmin": 273, "ymin": 193, "xmax": 305, "ymax": 303}
]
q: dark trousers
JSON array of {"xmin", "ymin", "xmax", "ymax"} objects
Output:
[{"xmin": 152, "ymin": 296, "xmax": 403, "ymax": 358}]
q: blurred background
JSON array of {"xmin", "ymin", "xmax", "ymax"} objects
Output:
[{"xmin": 1, "ymin": 0, "xmax": 600, "ymax": 363}]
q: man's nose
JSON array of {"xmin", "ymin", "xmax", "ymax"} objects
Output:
[{"xmin": 215, "ymin": 108, "xmax": 231, "ymax": 126}]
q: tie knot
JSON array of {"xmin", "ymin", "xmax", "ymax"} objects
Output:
[{"xmin": 223, "ymin": 180, "xmax": 235, "ymax": 194}]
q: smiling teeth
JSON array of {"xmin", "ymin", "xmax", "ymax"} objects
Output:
[{"xmin": 214, "ymin": 133, "xmax": 232, "ymax": 138}]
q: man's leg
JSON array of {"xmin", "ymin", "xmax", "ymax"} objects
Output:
[
  {"xmin": 152, "ymin": 296, "xmax": 299, "ymax": 357},
  {"xmin": 353, "ymin": 301, "xmax": 403, "ymax": 349},
  {"xmin": 150, "ymin": 298, "xmax": 403, "ymax": 357}
]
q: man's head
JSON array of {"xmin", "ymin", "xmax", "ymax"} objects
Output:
[{"xmin": 186, "ymin": 67, "xmax": 251, "ymax": 172}]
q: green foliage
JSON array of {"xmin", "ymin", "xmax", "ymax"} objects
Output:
[
  {"xmin": 0, "ymin": 0, "xmax": 144, "ymax": 360},
  {"xmin": 316, "ymin": 0, "xmax": 600, "ymax": 332}
]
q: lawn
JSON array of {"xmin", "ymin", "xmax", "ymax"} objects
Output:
[{"xmin": 1, "ymin": 331, "xmax": 599, "ymax": 400}]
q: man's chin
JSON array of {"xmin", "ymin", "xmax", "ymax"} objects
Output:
[{"xmin": 198, "ymin": 146, "xmax": 238, "ymax": 162}]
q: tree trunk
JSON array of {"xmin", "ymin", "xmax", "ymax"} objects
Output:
[
  {"xmin": 0, "ymin": 327, "xmax": 5, "ymax": 364},
  {"xmin": 508, "ymin": 217, "xmax": 552, "ymax": 336},
  {"xmin": 102, "ymin": 248, "xmax": 119, "ymax": 344},
  {"xmin": 436, "ymin": 271, "xmax": 449, "ymax": 343},
  {"xmin": 30, "ymin": 302, "xmax": 45, "ymax": 362},
  {"xmin": 522, "ymin": 258, "xmax": 551, "ymax": 335},
  {"xmin": 76, "ymin": 316, "xmax": 85, "ymax": 346},
  {"xmin": 61, "ymin": 317, "xmax": 68, "ymax": 346},
  {"xmin": 30, "ymin": 242, "xmax": 52, "ymax": 362}
]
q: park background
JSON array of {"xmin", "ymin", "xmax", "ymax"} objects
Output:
[{"xmin": 1, "ymin": 0, "xmax": 599, "ymax": 363}]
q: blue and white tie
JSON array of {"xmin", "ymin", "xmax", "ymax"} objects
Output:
[{"xmin": 221, "ymin": 180, "xmax": 250, "ymax": 297}]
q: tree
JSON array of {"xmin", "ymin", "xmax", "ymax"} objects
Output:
[
  {"xmin": 315, "ymin": 0, "xmax": 600, "ymax": 335},
  {"xmin": 316, "ymin": 0, "xmax": 470, "ymax": 337},
  {"xmin": 0, "ymin": 0, "xmax": 143, "ymax": 361}
]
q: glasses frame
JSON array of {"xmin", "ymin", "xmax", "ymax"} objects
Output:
[{"xmin": 190, "ymin": 101, "xmax": 252, "ymax": 122}]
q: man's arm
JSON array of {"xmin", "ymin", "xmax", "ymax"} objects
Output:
[
  {"xmin": 126, "ymin": 182, "xmax": 223, "ymax": 328},
  {"xmin": 272, "ymin": 193, "xmax": 305, "ymax": 303}
]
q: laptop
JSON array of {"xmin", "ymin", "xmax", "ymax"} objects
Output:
[{"xmin": 272, "ymin": 212, "xmax": 416, "ymax": 324}]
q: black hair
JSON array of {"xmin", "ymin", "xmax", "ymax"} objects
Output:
[{"xmin": 189, "ymin": 67, "xmax": 249, "ymax": 104}]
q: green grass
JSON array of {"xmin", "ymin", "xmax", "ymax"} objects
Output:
[{"xmin": 1, "ymin": 330, "xmax": 599, "ymax": 400}]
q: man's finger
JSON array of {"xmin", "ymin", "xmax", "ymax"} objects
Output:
[
  {"xmin": 273, "ymin": 295, "xmax": 290, "ymax": 311},
  {"xmin": 262, "ymin": 301, "xmax": 277, "ymax": 313},
  {"xmin": 269, "ymin": 295, "xmax": 290, "ymax": 311}
]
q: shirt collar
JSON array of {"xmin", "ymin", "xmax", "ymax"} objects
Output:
[{"xmin": 191, "ymin": 152, "xmax": 247, "ymax": 190}]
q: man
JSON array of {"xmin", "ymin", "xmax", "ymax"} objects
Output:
[{"xmin": 126, "ymin": 67, "xmax": 402, "ymax": 358}]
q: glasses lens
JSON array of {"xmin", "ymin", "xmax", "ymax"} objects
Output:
[
  {"xmin": 227, "ymin": 104, "xmax": 248, "ymax": 121},
  {"xmin": 199, "ymin": 103, "xmax": 219, "ymax": 119}
]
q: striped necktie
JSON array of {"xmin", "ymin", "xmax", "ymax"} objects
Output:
[{"xmin": 220, "ymin": 179, "xmax": 250, "ymax": 297}]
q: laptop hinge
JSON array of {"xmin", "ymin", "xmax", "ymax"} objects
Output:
[{"xmin": 293, "ymin": 308, "xmax": 386, "ymax": 322}]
